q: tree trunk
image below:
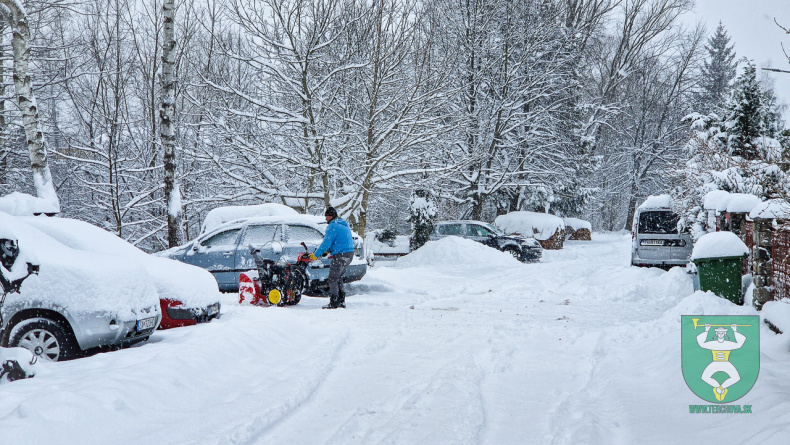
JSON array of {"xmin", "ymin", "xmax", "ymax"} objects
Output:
[
  {"xmin": 161, "ymin": 0, "xmax": 183, "ymax": 247},
  {"xmin": 3, "ymin": 2, "xmax": 60, "ymax": 211}
]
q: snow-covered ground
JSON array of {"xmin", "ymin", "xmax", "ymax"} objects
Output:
[{"xmin": 2, "ymin": 233, "xmax": 789, "ymax": 444}]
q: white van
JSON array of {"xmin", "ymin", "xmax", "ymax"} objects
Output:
[{"xmin": 631, "ymin": 195, "xmax": 692, "ymax": 268}]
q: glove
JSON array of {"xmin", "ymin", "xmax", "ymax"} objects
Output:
[
  {"xmin": 308, "ymin": 253, "xmax": 318, "ymax": 261},
  {"xmin": 321, "ymin": 251, "xmax": 329, "ymax": 258}
]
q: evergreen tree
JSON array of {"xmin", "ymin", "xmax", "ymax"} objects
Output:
[
  {"xmin": 724, "ymin": 60, "xmax": 781, "ymax": 160},
  {"xmin": 408, "ymin": 190, "xmax": 437, "ymax": 251},
  {"xmin": 699, "ymin": 23, "xmax": 737, "ymax": 114}
]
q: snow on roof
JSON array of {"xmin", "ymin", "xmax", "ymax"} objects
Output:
[
  {"xmin": 0, "ymin": 192, "xmax": 59, "ymax": 216},
  {"xmin": 563, "ymin": 218, "xmax": 592, "ymax": 231},
  {"xmin": 22, "ymin": 216, "xmax": 221, "ymax": 307},
  {"xmin": 366, "ymin": 235, "xmax": 410, "ymax": 255},
  {"xmin": 637, "ymin": 194, "xmax": 673, "ymax": 211},
  {"xmin": 703, "ymin": 190, "xmax": 731, "ymax": 211},
  {"xmin": 397, "ymin": 236, "xmax": 519, "ymax": 268},
  {"xmin": 691, "ymin": 231, "xmax": 748, "ymax": 261},
  {"xmin": 494, "ymin": 211, "xmax": 564, "ymax": 241},
  {"xmin": 749, "ymin": 199, "xmax": 790, "ymax": 220},
  {"xmin": 202, "ymin": 203, "xmax": 298, "ymax": 233},
  {"xmin": 0, "ymin": 212, "xmax": 159, "ymax": 318},
  {"xmin": 726, "ymin": 193, "xmax": 761, "ymax": 214}
]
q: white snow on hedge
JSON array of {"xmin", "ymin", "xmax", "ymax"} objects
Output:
[
  {"xmin": 22, "ymin": 216, "xmax": 221, "ymax": 307},
  {"xmin": 725, "ymin": 193, "xmax": 761, "ymax": 214},
  {"xmin": 703, "ymin": 190, "xmax": 731, "ymax": 211},
  {"xmin": 0, "ymin": 192, "xmax": 59, "ymax": 216},
  {"xmin": 202, "ymin": 203, "xmax": 298, "ymax": 233},
  {"xmin": 562, "ymin": 217, "xmax": 591, "ymax": 231},
  {"xmin": 0, "ymin": 212, "xmax": 159, "ymax": 319},
  {"xmin": 749, "ymin": 199, "xmax": 790, "ymax": 220},
  {"xmin": 396, "ymin": 236, "xmax": 519, "ymax": 268},
  {"xmin": 637, "ymin": 194, "xmax": 672, "ymax": 211},
  {"xmin": 495, "ymin": 211, "xmax": 564, "ymax": 241},
  {"xmin": 691, "ymin": 231, "xmax": 749, "ymax": 260}
]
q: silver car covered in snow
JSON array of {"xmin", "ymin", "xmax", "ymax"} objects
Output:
[
  {"xmin": 161, "ymin": 215, "xmax": 367, "ymax": 293},
  {"xmin": 631, "ymin": 195, "xmax": 692, "ymax": 268}
]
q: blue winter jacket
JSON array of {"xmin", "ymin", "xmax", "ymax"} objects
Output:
[{"xmin": 315, "ymin": 217, "xmax": 356, "ymax": 257}]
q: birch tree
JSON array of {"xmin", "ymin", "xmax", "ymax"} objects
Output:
[
  {"xmin": 0, "ymin": 0, "xmax": 59, "ymax": 211},
  {"xmin": 161, "ymin": 0, "xmax": 183, "ymax": 247}
]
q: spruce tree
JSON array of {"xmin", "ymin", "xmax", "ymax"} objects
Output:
[
  {"xmin": 725, "ymin": 60, "xmax": 778, "ymax": 160},
  {"xmin": 699, "ymin": 23, "xmax": 737, "ymax": 114}
]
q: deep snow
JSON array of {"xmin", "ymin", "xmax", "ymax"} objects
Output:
[{"xmin": 1, "ymin": 233, "xmax": 789, "ymax": 445}]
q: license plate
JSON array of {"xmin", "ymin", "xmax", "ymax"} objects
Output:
[
  {"xmin": 137, "ymin": 317, "xmax": 157, "ymax": 331},
  {"xmin": 641, "ymin": 239, "xmax": 664, "ymax": 246},
  {"xmin": 207, "ymin": 303, "xmax": 220, "ymax": 316}
]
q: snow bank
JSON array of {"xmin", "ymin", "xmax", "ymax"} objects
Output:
[
  {"xmin": 749, "ymin": 198, "xmax": 790, "ymax": 220},
  {"xmin": 691, "ymin": 231, "xmax": 748, "ymax": 260},
  {"xmin": 0, "ymin": 212, "xmax": 158, "ymax": 319},
  {"xmin": 495, "ymin": 211, "xmax": 564, "ymax": 241},
  {"xmin": 22, "ymin": 216, "xmax": 221, "ymax": 307},
  {"xmin": 703, "ymin": 190, "xmax": 731, "ymax": 211},
  {"xmin": 637, "ymin": 194, "xmax": 672, "ymax": 211},
  {"xmin": 726, "ymin": 193, "xmax": 761, "ymax": 214},
  {"xmin": 761, "ymin": 300, "xmax": 790, "ymax": 333},
  {"xmin": 202, "ymin": 203, "xmax": 298, "ymax": 233},
  {"xmin": 0, "ymin": 192, "xmax": 58, "ymax": 216},
  {"xmin": 562, "ymin": 218, "xmax": 591, "ymax": 231},
  {"xmin": 396, "ymin": 236, "xmax": 520, "ymax": 268}
]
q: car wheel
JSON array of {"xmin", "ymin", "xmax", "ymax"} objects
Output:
[
  {"xmin": 9, "ymin": 318, "xmax": 80, "ymax": 361},
  {"xmin": 503, "ymin": 246, "xmax": 522, "ymax": 261}
]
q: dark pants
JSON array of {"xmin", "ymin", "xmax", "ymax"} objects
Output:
[{"xmin": 329, "ymin": 252, "xmax": 354, "ymax": 305}]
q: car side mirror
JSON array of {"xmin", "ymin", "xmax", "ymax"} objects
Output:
[{"xmin": 191, "ymin": 243, "xmax": 199, "ymax": 252}]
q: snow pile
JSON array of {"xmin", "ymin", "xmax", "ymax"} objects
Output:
[
  {"xmin": 749, "ymin": 199, "xmax": 790, "ymax": 220},
  {"xmin": 563, "ymin": 218, "xmax": 592, "ymax": 231},
  {"xmin": 396, "ymin": 236, "xmax": 520, "ymax": 268},
  {"xmin": 0, "ymin": 212, "xmax": 159, "ymax": 319},
  {"xmin": 495, "ymin": 211, "xmax": 564, "ymax": 241},
  {"xmin": 761, "ymin": 300, "xmax": 790, "ymax": 333},
  {"xmin": 22, "ymin": 216, "xmax": 221, "ymax": 307},
  {"xmin": 703, "ymin": 190, "xmax": 731, "ymax": 211},
  {"xmin": 691, "ymin": 231, "xmax": 748, "ymax": 260},
  {"xmin": 726, "ymin": 193, "xmax": 761, "ymax": 214},
  {"xmin": 0, "ymin": 192, "xmax": 59, "ymax": 216},
  {"xmin": 202, "ymin": 203, "xmax": 298, "ymax": 233},
  {"xmin": 637, "ymin": 194, "xmax": 672, "ymax": 211}
]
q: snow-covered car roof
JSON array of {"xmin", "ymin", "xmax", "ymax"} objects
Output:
[
  {"xmin": 0, "ymin": 192, "xmax": 58, "ymax": 216},
  {"xmin": 21, "ymin": 216, "xmax": 221, "ymax": 308},
  {"xmin": 0, "ymin": 212, "xmax": 158, "ymax": 319},
  {"xmin": 494, "ymin": 212, "xmax": 564, "ymax": 241},
  {"xmin": 201, "ymin": 203, "xmax": 299, "ymax": 234},
  {"xmin": 199, "ymin": 214, "xmax": 363, "ymax": 243},
  {"xmin": 637, "ymin": 194, "xmax": 673, "ymax": 211}
]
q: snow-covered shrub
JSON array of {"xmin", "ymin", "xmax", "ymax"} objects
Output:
[{"xmin": 408, "ymin": 190, "xmax": 437, "ymax": 251}]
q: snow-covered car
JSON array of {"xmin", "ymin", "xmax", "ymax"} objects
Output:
[
  {"xmin": 429, "ymin": 220, "xmax": 542, "ymax": 262},
  {"xmin": 159, "ymin": 214, "xmax": 368, "ymax": 293},
  {"xmin": 630, "ymin": 195, "xmax": 692, "ymax": 268},
  {"xmin": 0, "ymin": 212, "xmax": 161, "ymax": 361},
  {"xmin": 21, "ymin": 216, "xmax": 222, "ymax": 330}
]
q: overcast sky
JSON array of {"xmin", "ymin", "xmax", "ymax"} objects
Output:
[{"xmin": 684, "ymin": 0, "xmax": 790, "ymax": 118}]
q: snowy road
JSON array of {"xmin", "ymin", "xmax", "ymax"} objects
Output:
[{"xmin": 1, "ymin": 233, "xmax": 789, "ymax": 444}]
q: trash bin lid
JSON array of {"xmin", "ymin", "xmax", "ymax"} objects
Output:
[{"xmin": 691, "ymin": 231, "xmax": 748, "ymax": 261}]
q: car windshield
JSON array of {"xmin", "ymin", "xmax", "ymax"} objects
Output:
[
  {"xmin": 478, "ymin": 222, "xmax": 504, "ymax": 236},
  {"xmin": 637, "ymin": 211, "xmax": 679, "ymax": 234}
]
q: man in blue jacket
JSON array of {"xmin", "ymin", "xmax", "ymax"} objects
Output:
[{"xmin": 314, "ymin": 207, "xmax": 355, "ymax": 309}]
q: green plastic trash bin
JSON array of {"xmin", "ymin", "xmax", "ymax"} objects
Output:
[{"xmin": 692, "ymin": 255, "xmax": 747, "ymax": 305}]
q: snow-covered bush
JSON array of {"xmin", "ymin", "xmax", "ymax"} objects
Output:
[{"xmin": 408, "ymin": 190, "xmax": 437, "ymax": 251}]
